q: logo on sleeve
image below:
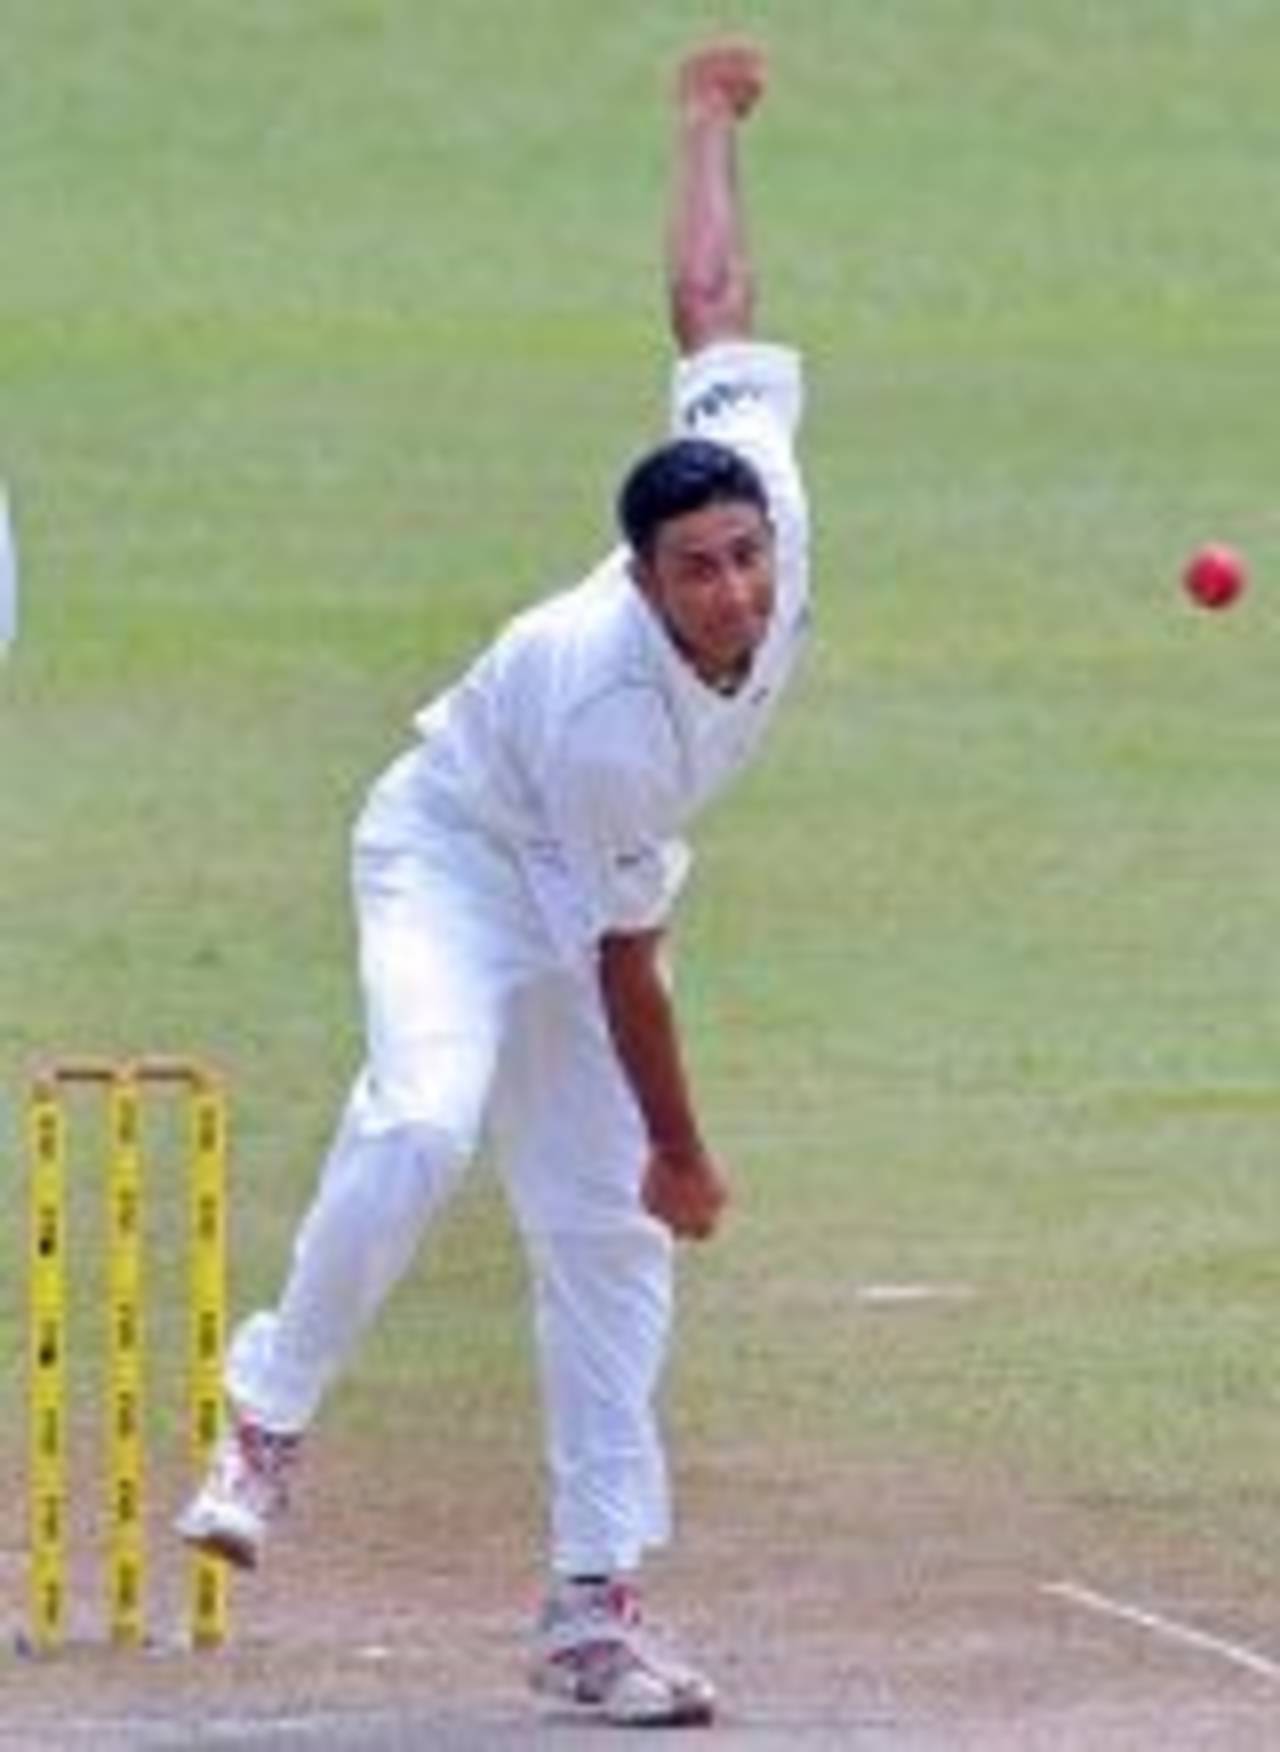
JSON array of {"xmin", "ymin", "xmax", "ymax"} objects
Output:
[{"xmin": 684, "ymin": 380, "xmax": 762, "ymax": 428}]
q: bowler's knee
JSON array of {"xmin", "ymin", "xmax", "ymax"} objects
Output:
[{"xmin": 349, "ymin": 1066, "xmax": 482, "ymax": 1168}]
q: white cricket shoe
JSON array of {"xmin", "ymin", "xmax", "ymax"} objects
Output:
[
  {"xmin": 529, "ymin": 1577, "xmax": 716, "ymax": 1727},
  {"xmin": 175, "ymin": 1414, "xmax": 302, "ymax": 1570}
]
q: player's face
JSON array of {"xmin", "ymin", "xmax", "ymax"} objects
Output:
[{"xmin": 637, "ymin": 500, "xmax": 776, "ymax": 688}]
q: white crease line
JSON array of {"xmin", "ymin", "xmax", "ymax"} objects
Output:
[
  {"xmin": 1043, "ymin": 1579, "xmax": 1280, "ymax": 1684},
  {"xmin": 855, "ymin": 1282, "xmax": 974, "ymax": 1306}
]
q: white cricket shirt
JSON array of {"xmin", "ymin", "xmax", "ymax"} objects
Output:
[{"xmin": 410, "ymin": 339, "xmax": 810, "ymax": 965}]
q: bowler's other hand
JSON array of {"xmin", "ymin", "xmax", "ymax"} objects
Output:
[
  {"xmin": 643, "ymin": 1148, "xmax": 730, "ymax": 1240},
  {"xmin": 677, "ymin": 41, "xmax": 767, "ymax": 123}
]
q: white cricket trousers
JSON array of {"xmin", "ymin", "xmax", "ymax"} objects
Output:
[{"xmin": 225, "ymin": 751, "xmax": 675, "ymax": 1577}]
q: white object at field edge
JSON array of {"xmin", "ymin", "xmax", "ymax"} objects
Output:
[
  {"xmin": 0, "ymin": 485, "xmax": 16, "ymax": 655},
  {"xmin": 855, "ymin": 1282, "xmax": 974, "ymax": 1306}
]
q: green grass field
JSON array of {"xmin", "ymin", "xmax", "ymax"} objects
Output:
[{"xmin": 4, "ymin": 0, "xmax": 1280, "ymax": 1665}]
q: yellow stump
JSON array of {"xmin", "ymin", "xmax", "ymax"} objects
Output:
[
  {"xmin": 186, "ymin": 1074, "xmax": 228, "ymax": 1650},
  {"xmin": 105, "ymin": 1071, "xmax": 146, "ymax": 1647},
  {"xmin": 24, "ymin": 1056, "xmax": 231, "ymax": 1654},
  {"xmin": 27, "ymin": 1081, "xmax": 67, "ymax": 1654}
]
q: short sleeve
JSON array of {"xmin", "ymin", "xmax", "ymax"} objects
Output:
[
  {"xmin": 671, "ymin": 340, "xmax": 807, "ymax": 559},
  {"xmin": 673, "ymin": 339, "xmax": 803, "ymax": 439},
  {"xmin": 538, "ymin": 688, "xmax": 692, "ymax": 951},
  {"xmin": 565, "ymin": 768, "xmax": 692, "ymax": 937}
]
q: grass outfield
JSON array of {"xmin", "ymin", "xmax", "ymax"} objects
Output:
[{"xmin": 3, "ymin": 0, "xmax": 1280, "ymax": 1639}]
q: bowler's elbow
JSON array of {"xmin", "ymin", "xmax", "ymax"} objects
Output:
[{"xmin": 669, "ymin": 270, "xmax": 754, "ymax": 356}]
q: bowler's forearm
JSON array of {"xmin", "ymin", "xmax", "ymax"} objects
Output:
[
  {"xmin": 667, "ymin": 99, "xmax": 754, "ymax": 353},
  {"xmin": 598, "ymin": 933, "xmax": 706, "ymax": 1166}
]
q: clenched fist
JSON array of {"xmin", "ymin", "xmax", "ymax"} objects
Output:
[
  {"xmin": 642, "ymin": 1147, "xmax": 730, "ymax": 1241},
  {"xmin": 676, "ymin": 40, "xmax": 767, "ymax": 123}
]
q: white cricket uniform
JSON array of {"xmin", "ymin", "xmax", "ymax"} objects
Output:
[{"xmin": 227, "ymin": 340, "xmax": 810, "ymax": 1577}]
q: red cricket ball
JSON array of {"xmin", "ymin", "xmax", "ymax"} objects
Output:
[{"xmin": 1183, "ymin": 543, "xmax": 1246, "ymax": 611}]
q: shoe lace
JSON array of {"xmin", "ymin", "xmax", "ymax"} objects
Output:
[
  {"xmin": 230, "ymin": 1417, "xmax": 301, "ymax": 1507},
  {"xmin": 239, "ymin": 1420, "xmax": 300, "ymax": 1473}
]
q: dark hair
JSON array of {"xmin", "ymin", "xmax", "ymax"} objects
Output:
[{"xmin": 617, "ymin": 438, "xmax": 768, "ymax": 562}]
